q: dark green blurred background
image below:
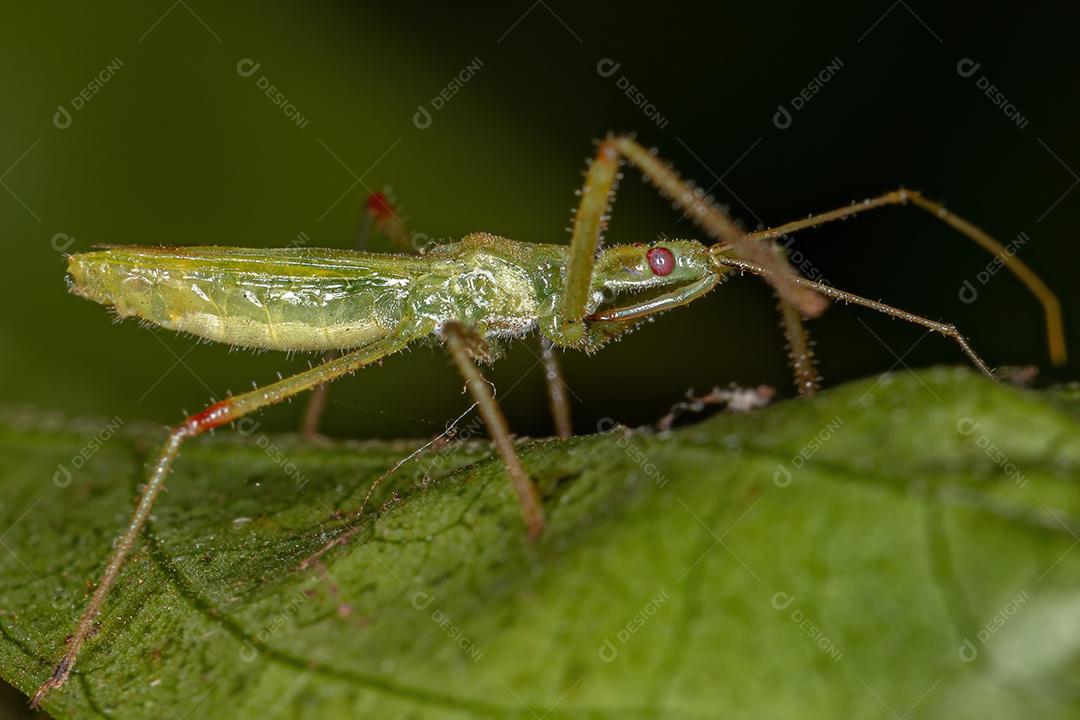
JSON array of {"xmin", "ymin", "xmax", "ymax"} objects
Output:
[{"xmin": 3, "ymin": 1, "xmax": 1079, "ymax": 444}]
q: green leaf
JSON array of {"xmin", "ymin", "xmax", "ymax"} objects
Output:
[{"xmin": 1, "ymin": 368, "xmax": 1079, "ymax": 719}]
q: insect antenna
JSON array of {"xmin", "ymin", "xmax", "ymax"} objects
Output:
[
  {"xmin": 711, "ymin": 252, "xmax": 994, "ymax": 377},
  {"xmin": 744, "ymin": 189, "xmax": 1066, "ymax": 365}
]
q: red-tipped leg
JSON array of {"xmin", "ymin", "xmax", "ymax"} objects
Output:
[{"xmin": 32, "ymin": 327, "xmax": 424, "ymax": 708}]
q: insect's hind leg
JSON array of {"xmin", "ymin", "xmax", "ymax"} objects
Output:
[
  {"xmin": 442, "ymin": 322, "xmax": 544, "ymax": 539},
  {"xmin": 300, "ymin": 377, "xmax": 331, "ymax": 440},
  {"xmin": 713, "ymin": 254, "xmax": 993, "ymax": 377},
  {"xmin": 745, "ymin": 188, "xmax": 1066, "ymax": 365},
  {"xmin": 31, "ymin": 424, "xmax": 191, "ymax": 707},
  {"xmin": 32, "ymin": 329, "xmax": 424, "ymax": 708}
]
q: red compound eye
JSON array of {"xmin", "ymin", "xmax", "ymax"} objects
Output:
[{"xmin": 646, "ymin": 247, "xmax": 675, "ymax": 276}]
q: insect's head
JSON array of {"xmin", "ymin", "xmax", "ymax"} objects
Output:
[{"xmin": 587, "ymin": 240, "xmax": 719, "ymax": 323}]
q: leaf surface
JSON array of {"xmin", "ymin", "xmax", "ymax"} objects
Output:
[{"xmin": 1, "ymin": 368, "xmax": 1079, "ymax": 719}]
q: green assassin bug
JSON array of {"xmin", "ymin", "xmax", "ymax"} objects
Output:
[{"xmin": 32, "ymin": 134, "xmax": 1064, "ymax": 707}]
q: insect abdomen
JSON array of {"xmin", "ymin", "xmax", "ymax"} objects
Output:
[{"xmin": 67, "ymin": 247, "xmax": 411, "ymax": 352}]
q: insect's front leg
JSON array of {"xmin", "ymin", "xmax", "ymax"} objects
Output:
[
  {"xmin": 760, "ymin": 241, "xmax": 821, "ymax": 397},
  {"xmin": 558, "ymin": 139, "xmax": 621, "ymax": 340},
  {"xmin": 777, "ymin": 296, "xmax": 820, "ymax": 396},
  {"xmin": 32, "ymin": 326, "xmax": 427, "ymax": 709},
  {"xmin": 712, "ymin": 253, "xmax": 994, "ymax": 378},
  {"xmin": 744, "ymin": 188, "xmax": 1066, "ymax": 366},
  {"xmin": 606, "ymin": 136, "xmax": 834, "ymax": 394},
  {"xmin": 557, "ymin": 136, "xmax": 828, "ymax": 395},
  {"xmin": 442, "ymin": 322, "xmax": 544, "ymax": 539},
  {"xmin": 609, "ymin": 136, "xmax": 827, "ymax": 317}
]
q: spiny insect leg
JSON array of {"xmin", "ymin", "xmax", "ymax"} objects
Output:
[
  {"xmin": 560, "ymin": 138, "xmax": 621, "ymax": 334},
  {"xmin": 744, "ymin": 188, "xmax": 1065, "ymax": 365},
  {"xmin": 443, "ymin": 322, "xmax": 544, "ymax": 539},
  {"xmin": 539, "ymin": 337, "xmax": 573, "ymax": 438},
  {"xmin": 33, "ymin": 327, "xmax": 423, "ymax": 708},
  {"xmin": 559, "ymin": 136, "xmax": 825, "ymax": 323},
  {"xmin": 300, "ymin": 378, "xmax": 331, "ymax": 440},
  {"xmin": 713, "ymin": 254, "xmax": 993, "ymax": 378},
  {"xmin": 558, "ymin": 134, "xmax": 827, "ymax": 403},
  {"xmin": 610, "ymin": 135, "xmax": 827, "ymax": 318},
  {"xmin": 778, "ymin": 296, "xmax": 820, "ymax": 396},
  {"xmin": 32, "ymin": 423, "xmax": 191, "ymax": 708}
]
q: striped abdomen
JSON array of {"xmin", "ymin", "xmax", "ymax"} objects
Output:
[{"xmin": 67, "ymin": 246, "xmax": 427, "ymax": 352}]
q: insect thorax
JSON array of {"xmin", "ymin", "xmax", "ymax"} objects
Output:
[{"xmin": 419, "ymin": 234, "xmax": 554, "ymax": 340}]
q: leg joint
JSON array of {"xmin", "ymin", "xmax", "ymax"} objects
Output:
[
  {"xmin": 182, "ymin": 399, "xmax": 234, "ymax": 436},
  {"xmin": 937, "ymin": 322, "xmax": 960, "ymax": 337}
]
